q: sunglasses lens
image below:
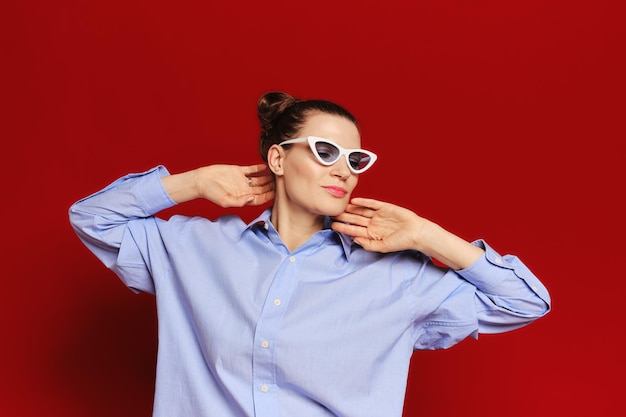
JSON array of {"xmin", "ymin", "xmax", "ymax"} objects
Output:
[
  {"xmin": 350, "ymin": 152, "xmax": 372, "ymax": 171},
  {"xmin": 311, "ymin": 139, "xmax": 374, "ymax": 173},
  {"xmin": 313, "ymin": 141, "xmax": 341, "ymax": 163}
]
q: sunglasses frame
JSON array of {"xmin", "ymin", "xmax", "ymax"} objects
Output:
[{"xmin": 278, "ymin": 136, "xmax": 378, "ymax": 174}]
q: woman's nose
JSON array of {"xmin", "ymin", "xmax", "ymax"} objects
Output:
[{"xmin": 330, "ymin": 156, "xmax": 352, "ymax": 179}]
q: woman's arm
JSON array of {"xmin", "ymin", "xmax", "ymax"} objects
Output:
[
  {"xmin": 70, "ymin": 164, "xmax": 274, "ymax": 251},
  {"xmin": 331, "ymin": 197, "xmax": 482, "ymax": 270},
  {"xmin": 161, "ymin": 163, "xmax": 274, "ymax": 207},
  {"xmin": 332, "ymin": 197, "xmax": 551, "ymax": 324},
  {"xmin": 68, "ymin": 164, "xmax": 274, "ymax": 293}
]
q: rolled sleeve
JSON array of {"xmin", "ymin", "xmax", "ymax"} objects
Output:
[
  {"xmin": 459, "ymin": 240, "xmax": 551, "ymax": 305},
  {"xmin": 68, "ymin": 165, "xmax": 178, "ymax": 294},
  {"xmin": 455, "ymin": 240, "xmax": 551, "ymax": 333}
]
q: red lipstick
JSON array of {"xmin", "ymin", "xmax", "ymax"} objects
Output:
[{"xmin": 323, "ymin": 186, "xmax": 347, "ymax": 197}]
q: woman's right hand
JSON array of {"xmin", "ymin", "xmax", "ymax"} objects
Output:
[{"xmin": 162, "ymin": 163, "xmax": 275, "ymax": 208}]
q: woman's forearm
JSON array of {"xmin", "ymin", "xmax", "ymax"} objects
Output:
[
  {"xmin": 161, "ymin": 169, "xmax": 201, "ymax": 204},
  {"xmin": 417, "ymin": 221, "xmax": 484, "ymax": 270}
]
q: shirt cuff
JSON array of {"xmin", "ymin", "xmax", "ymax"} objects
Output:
[
  {"xmin": 134, "ymin": 165, "xmax": 177, "ymax": 216},
  {"xmin": 456, "ymin": 239, "xmax": 525, "ymax": 295}
]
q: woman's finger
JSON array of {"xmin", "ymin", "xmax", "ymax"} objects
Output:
[
  {"xmin": 247, "ymin": 175, "xmax": 275, "ymax": 188},
  {"xmin": 333, "ymin": 212, "xmax": 370, "ymax": 227},
  {"xmin": 331, "ymin": 221, "xmax": 369, "ymax": 238},
  {"xmin": 246, "ymin": 189, "xmax": 275, "ymax": 206},
  {"xmin": 343, "ymin": 203, "xmax": 377, "ymax": 219},
  {"xmin": 254, "ymin": 182, "xmax": 275, "ymax": 195},
  {"xmin": 243, "ymin": 163, "xmax": 270, "ymax": 176},
  {"xmin": 349, "ymin": 197, "xmax": 386, "ymax": 211}
]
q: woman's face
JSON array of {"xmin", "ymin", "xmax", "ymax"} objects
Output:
[{"xmin": 272, "ymin": 112, "xmax": 362, "ymax": 218}]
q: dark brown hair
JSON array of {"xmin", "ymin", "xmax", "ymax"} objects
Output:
[{"xmin": 257, "ymin": 91, "xmax": 358, "ymax": 162}]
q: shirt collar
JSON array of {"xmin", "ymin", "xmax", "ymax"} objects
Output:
[{"xmin": 245, "ymin": 208, "xmax": 355, "ymax": 260}]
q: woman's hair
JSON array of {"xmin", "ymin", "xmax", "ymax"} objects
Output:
[{"xmin": 257, "ymin": 91, "xmax": 358, "ymax": 162}]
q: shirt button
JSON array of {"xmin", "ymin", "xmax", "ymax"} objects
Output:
[
  {"xmin": 289, "ymin": 256, "xmax": 296, "ymax": 263},
  {"xmin": 261, "ymin": 384, "xmax": 269, "ymax": 392},
  {"xmin": 494, "ymin": 257, "xmax": 503, "ymax": 264},
  {"xmin": 274, "ymin": 299, "xmax": 281, "ymax": 306},
  {"xmin": 261, "ymin": 341, "xmax": 269, "ymax": 348},
  {"xmin": 531, "ymin": 285, "xmax": 538, "ymax": 292}
]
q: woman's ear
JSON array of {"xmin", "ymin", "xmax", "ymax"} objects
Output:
[{"xmin": 267, "ymin": 145, "xmax": 285, "ymax": 176}]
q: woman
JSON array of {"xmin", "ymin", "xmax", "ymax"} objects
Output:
[{"xmin": 69, "ymin": 91, "xmax": 550, "ymax": 417}]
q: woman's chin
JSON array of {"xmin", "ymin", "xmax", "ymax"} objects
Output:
[{"xmin": 320, "ymin": 204, "xmax": 349, "ymax": 218}]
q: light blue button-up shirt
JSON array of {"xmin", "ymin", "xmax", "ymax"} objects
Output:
[{"xmin": 69, "ymin": 166, "xmax": 550, "ymax": 417}]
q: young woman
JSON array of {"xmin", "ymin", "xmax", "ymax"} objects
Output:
[{"xmin": 69, "ymin": 91, "xmax": 550, "ymax": 417}]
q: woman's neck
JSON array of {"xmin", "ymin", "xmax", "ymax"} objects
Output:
[{"xmin": 270, "ymin": 202, "xmax": 325, "ymax": 252}]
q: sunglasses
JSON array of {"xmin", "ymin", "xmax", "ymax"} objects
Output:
[{"xmin": 278, "ymin": 136, "xmax": 378, "ymax": 174}]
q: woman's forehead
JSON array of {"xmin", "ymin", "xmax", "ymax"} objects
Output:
[{"xmin": 300, "ymin": 113, "xmax": 361, "ymax": 146}]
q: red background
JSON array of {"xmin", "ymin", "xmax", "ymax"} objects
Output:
[{"xmin": 2, "ymin": 0, "xmax": 624, "ymax": 416}]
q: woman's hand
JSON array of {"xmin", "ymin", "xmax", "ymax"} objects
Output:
[
  {"xmin": 163, "ymin": 163, "xmax": 275, "ymax": 208},
  {"xmin": 331, "ymin": 197, "xmax": 425, "ymax": 253},
  {"xmin": 332, "ymin": 197, "xmax": 484, "ymax": 270},
  {"xmin": 197, "ymin": 164, "xmax": 275, "ymax": 208}
]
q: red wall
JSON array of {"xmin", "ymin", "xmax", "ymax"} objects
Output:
[{"xmin": 3, "ymin": 0, "xmax": 624, "ymax": 416}]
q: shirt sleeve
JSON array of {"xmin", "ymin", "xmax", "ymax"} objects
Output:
[
  {"xmin": 459, "ymin": 239, "xmax": 551, "ymax": 331},
  {"xmin": 412, "ymin": 240, "xmax": 551, "ymax": 350},
  {"xmin": 68, "ymin": 165, "xmax": 176, "ymax": 294}
]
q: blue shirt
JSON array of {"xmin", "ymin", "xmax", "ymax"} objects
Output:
[{"xmin": 69, "ymin": 166, "xmax": 550, "ymax": 417}]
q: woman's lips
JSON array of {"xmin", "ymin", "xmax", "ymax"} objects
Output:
[{"xmin": 323, "ymin": 186, "xmax": 347, "ymax": 197}]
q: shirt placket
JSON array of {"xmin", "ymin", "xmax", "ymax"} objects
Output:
[{"xmin": 252, "ymin": 253, "xmax": 301, "ymax": 416}]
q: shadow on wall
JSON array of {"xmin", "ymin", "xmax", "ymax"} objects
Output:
[{"xmin": 45, "ymin": 277, "xmax": 158, "ymax": 417}]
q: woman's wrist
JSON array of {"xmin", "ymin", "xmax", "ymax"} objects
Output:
[
  {"xmin": 161, "ymin": 169, "xmax": 202, "ymax": 203},
  {"xmin": 417, "ymin": 221, "xmax": 484, "ymax": 270}
]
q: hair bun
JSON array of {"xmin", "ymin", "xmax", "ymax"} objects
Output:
[{"xmin": 257, "ymin": 91, "xmax": 299, "ymax": 134}]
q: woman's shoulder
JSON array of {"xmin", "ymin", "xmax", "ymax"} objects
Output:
[{"xmin": 164, "ymin": 213, "xmax": 248, "ymax": 235}]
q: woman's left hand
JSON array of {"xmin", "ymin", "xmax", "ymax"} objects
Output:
[
  {"xmin": 331, "ymin": 197, "xmax": 426, "ymax": 253},
  {"xmin": 332, "ymin": 197, "xmax": 485, "ymax": 269}
]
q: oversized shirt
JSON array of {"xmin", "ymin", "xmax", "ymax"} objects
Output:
[{"xmin": 69, "ymin": 165, "xmax": 551, "ymax": 417}]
